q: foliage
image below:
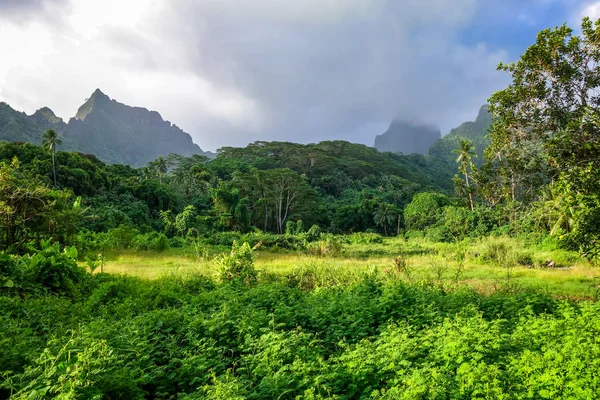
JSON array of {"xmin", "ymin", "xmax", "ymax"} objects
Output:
[
  {"xmin": 484, "ymin": 17, "xmax": 600, "ymax": 261},
  {"xmin": 213, "ymin": 241, "xmax": 257, "ymax": 284},
  {"xmin": 6, "ymin": 265, "xmax": 600, "ymax": 399},
  {"xmin": 403, "ymin": 192, "xmax": 450, "ymax": 231}
]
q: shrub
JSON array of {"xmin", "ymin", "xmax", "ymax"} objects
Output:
[
  {"xmin": 307, "ymin": 234, "xmax": 344, "ymax": 256},
  {"xmin": 443, "ymin": 205, "xmax": 474, "ymax": 240},
  {"xmin": 348, "ymin": 232, "xmax": 384, "ymax": 244},
  {"xmin": 169, "ymin": 236, "xmax": 188, "ymax": 249},
  {"xmin": 24, "ymin": 241, "xmax": 88, "ymax": 294},
  {"xmin": 0, "ymin": 253, "xmax": 20, "ymax": 290},
  {"xmin": 106, "ymin": 225, "xmax": 139, "ymax": 249},
  {"xmin": 425, "ymin": 225, "xmax": 453, "ymax": 243},
  {"xmin": 134, "ymin": 232, "xmax": 170, "ymax": 252},
  {"xmin": 285, "ymin": 220, "xmax": 304, "ymax": 236},
  {"xmin": 514, "ymin": 250, "xmax": 534, "ymax": 266},
  {"xmin": 304, "ymin": 225, "xmax": 322, "ymax": 242},
  {"xmin": 480, "ymin": 239, "xmax": 513, "ymax": 266},
  {"xmin": 213, "ymin": 241, "xmax": 257, "ymax": 284}
]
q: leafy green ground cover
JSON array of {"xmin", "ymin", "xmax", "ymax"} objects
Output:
[{"xmin": 2, "ymin": 240, "xmax": 600, "ymax": 399}]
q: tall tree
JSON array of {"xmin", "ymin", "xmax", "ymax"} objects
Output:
[
  {"xmin": 485, "ymin": 17, "xmax": 600, "ymax": 261},
  {"xmin": 486, "ymin": 17, "xmax": 600, "ymax": 201},
  {"xmin": 42, "ymin": 129, "xmax": 62, "ymax": 186},
  {"xmin": 453, "ymin": 139, "xmax": 477, "ymax": 210}
]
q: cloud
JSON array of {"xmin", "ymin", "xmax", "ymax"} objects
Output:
[
  {"xmin": 579, "ymin": 1, "xmax": 600, "ymax": 19},
  {"xmin": 0, "ymin": 0, "xmax": 69, "ymax": 24},
  {"xmin": 0, "ymin": 0, "xmax": 511, "ymax": 151}
]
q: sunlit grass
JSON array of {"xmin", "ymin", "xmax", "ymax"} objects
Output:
[{"xmin": 96, "ymin": 236, "xmax": 600, "ymax": 298}]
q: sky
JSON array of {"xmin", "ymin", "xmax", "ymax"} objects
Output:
[{"xmin": 0, "ymin": 0, "xmax": 595, "ymax": 151}]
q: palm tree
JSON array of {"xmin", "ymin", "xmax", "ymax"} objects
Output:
[
  {"xmin": 150, "ymin": 156, "xmax": 168, "ymax": 180},
  {"xmin": 42, "ymin": 129, "xmax": 62, "ymax": 186},
  {"xmin": 453, "ymin": 139, "xmax": 477, "ymax": 210},
  {"xmin": 373, "ymin": 203, "xmax": 397, "ymax": 235}
]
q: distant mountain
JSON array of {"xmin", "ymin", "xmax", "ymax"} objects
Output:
[
  {"xmin": 374, "ymin": 120, "xmax": 441, "ymax": 155},
  {"xmin": 0, "ymin": 89, "xmax": 207, "ymax": 166},
  {"xmin": 420, "ymin": 105, "xmax": 492, "ymax": 185},
  {"xmin": 428, "ymin": 105, "xmax": 492, "ymax": 162}
]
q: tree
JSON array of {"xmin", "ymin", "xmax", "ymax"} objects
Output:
[
  {"xmin": 453, "ymin": 139, "xmax": 477, "ymax": 210},
  {"xmin": 404, "ymin": 192, "xmax": 450, "ymax": 231},
  {"xmin": 485, "ymin": 17, "xmax": 600, "ymax": 261},
  {"xmin": 42, "ymin": 129, "xmax": 62, "ymax": 186},
  {"xmin": 486, "ymin": 17, "xmax": 600, "ymax": 201},
  {"xmin": 149, "ymin": 156, "xmax": 169, "ymax": 181},
  {"xmin": 0, "ymin": 157, "xmax": 75, "ymax": 251},
  {"xmin": 373, "ymin": 203, "xmax": 398, "ymax": 235}
]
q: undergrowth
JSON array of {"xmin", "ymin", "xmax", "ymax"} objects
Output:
[{"xmin": 2, "ymin": 242, "xmax": 600, "ymax": 399}]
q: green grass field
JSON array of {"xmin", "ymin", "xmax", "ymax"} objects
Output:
[{"xmin": 96, "ymin": 236, "xmax": 600, "ymax": 299}]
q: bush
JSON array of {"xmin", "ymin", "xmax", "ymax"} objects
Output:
[
  {"xmin": 307, "ymin": 234, "xmax": 344, "ymax": 256},
  {"xmin": 203, "ymin": 232, "xmax": 243, "ymax": 246},
  {"xmin": 285, "ymin": 220, "xmax": 304, "ymax": 236},
  {"xmin": 443, "ymin": 206, "xmax": 474, "ymax": 240},
  {"xmin": 514, "ymin": 250, "xmax": 534, "ymax": 266},
  {"xmin": 348, "ymin": 232, "xmax": 384, "ymax": 244},
  {"xmin": 404, "ymin": 230, "xmax": 425, "ymax": 240},
  {"xmin": 480, "ymin": 239, "xmax": 513, "ymax": 266},
  {"xmin": 304, "ymin": 225, "xmax": 322, "ymax": 242},
  {"xmin": 213, "ymin": 241, "xmax": 257, "ymax": 284},
  {"xmin": 134, "ymin": 232, "xmax": 170, "ymax": 252},
  {"xmin": 23, "ymin": 241, "xmax": 88, "ymax": 294},
  {"xmin": 106, "ymin": 225, "xmax": 139, "ymax": 249},
  {"xmin": 169, "ymin": 236, "xmax": 188, "ymax": 249},
  {"xmin": 425, "ymin": 225, "xmax": 453, "ymax": 243}
]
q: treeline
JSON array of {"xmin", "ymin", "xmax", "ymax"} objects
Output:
[{"xmin": 0, "ymin": 138, "xmax": 460, "ymax": 252}]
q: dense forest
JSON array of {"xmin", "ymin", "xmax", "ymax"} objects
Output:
[{"xmin": 2, "ymin": 16, "xmax": 600, "ymax": 400}]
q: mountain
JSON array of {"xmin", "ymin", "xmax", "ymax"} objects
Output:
[
  {"xmin": 374, "ymin": 120, "xmax": 441, "ymax": 155},
  {"xmin": 428, "ymin": 105, "xmax": 492, "ymax": 162},
  {"xmin": 0, "ymin": 89, "xmax": 207, "ymax": 166},
  {"xmin": 422, "ymin": 105, "xmax": 492, "ymax": 184}
]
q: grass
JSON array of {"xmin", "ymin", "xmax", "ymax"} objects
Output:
[{"xmin": 96, "ymin": 236, "xmax": 600, "ymax": 298}]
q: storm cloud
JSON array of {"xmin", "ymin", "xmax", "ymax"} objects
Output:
[{"xmin": 0, "ymin": 0, "xmax": 588, "ymax": 151}]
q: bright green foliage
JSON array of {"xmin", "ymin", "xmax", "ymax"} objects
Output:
[
  {"xmin": 305, "ymin": 225, "xmax": 322, "ymax": 242},
  {"xmin": 373, "ymin": 203, "xmax": 400, "ymax": 236},
  {"xmin": 453, "ymin": 139, "xmax": 477, "ymax": 210},
  {"xmin": 285, "ymin": 220, "xmax": 304, "ymax": 236},
  {"xmin": 42, "ymin": 129, "xmax": 62, "ymax": 187},
  {"xmin": 4, "ymin": 266, "xmax": 600, "ymax": 399},
  {"xmin": 444, "ymin": 206, "xmax": 475, "ymax": 241},
  {"xmin": 213, "ymin": 241, "xmax": 257, "ymax": 284},
  {"xmin": 404, "ymin": 192, "xmax": 450, "ymax": 231},
  {"xmin": 175, "ymin": 205, "xmax": 196, "ymax": 236}
]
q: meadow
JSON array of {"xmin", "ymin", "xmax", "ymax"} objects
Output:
[{"xmin": 99, "ymin": 236, "xmax": 599, "ymax": 299}]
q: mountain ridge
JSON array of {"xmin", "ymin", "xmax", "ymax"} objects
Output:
[{"xmin": 0, "ymin": 89, "xmax": 207, "ymax": 167}]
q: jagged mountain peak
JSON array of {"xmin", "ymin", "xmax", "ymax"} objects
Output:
[
  {"xmin": 75, "ymin": 88, "xmax": 112, "ymax": 121},
  {"xmin": 31, "ymin": 107, "xmax": 62, "ymax": 122},
  {"xmin": 0, "ymin": 90, "xmax": 207, "ymax": 166}
]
